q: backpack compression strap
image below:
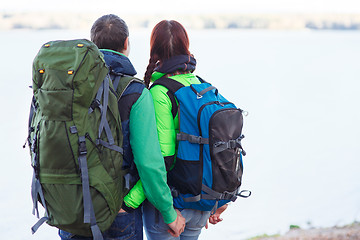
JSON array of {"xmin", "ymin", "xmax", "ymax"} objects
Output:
[
  {"xmin": 80, "ymin": 74, "xmax": 125, "ymax": 240},
  {"xmin": 30, "ymin": 123, "xmax": 50, "ymax": 234},
  {"xmin": 89, "ymin": 75, "xmax": 123, "ymax": 154},
  {"xmin": 213, "ymin": 135, "xmax": 246, "ymax": 156}
]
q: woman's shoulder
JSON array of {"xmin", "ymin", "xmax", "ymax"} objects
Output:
[
  {"xmin": 170, "ymin": 73, "xmax": 201, "ymax": 86},
  {"xmin": 150, "ymin": 73, "xmax": 201, "ymax": 97}
]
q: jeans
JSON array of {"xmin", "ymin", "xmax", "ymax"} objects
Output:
[
  {"xmin": 142, "ymin": 200, "xmax": 210, "ymax": 240},
  {"xmin": 59, "ymin": 208, "xmax": 143, "ymax": 240}
]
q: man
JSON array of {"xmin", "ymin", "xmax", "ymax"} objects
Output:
[{"xmin": 59, "ymin": 14, "xmax": 185, "ymax": 240}]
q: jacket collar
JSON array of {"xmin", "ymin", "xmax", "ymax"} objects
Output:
[
  {"xmin": 101, "ymin": 49, "xmax": 137, "ymax": 76},
  {"xmin": 155, "ymin": 55, "xmax": 196, "ymax": 74}
]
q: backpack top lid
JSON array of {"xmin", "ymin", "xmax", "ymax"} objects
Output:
[
  {"xmin": 32, "ymin": 39, "xmax": 111, "ymax": 135},
  {"xmin": 33, "ymin": 39, "xmax": 108, "ymax": 101}
]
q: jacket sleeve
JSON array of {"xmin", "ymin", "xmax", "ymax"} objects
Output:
[
  {"xmin": 149, "ymin": 85, "xmax": 177, "ymax": 158},
  {"xmin": 123, "ymin": 179, "xmax": 145, "ymax": 210},
  {"xmin": 127, "ymin": 88, "xmax": 177, "ymax": 224}
]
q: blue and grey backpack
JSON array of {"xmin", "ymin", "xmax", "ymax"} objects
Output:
[{"xmin": 151, "ymin": 77, "xmax": 251, "ymax": 213}]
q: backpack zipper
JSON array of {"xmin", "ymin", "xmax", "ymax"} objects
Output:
[{"xmin": 197, "ymin": 101, "xmax": 232, "ymax": 135}]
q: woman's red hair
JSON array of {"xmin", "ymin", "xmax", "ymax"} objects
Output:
[{"xmin": 144, "ymin": 20, "xmax": 190, "ymax": 87}]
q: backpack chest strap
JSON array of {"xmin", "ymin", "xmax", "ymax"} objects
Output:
[{"xmin": 177, "ymin": 132, "xmax": 209, "ymax": 145}]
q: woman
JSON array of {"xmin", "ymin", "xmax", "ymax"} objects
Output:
[{"xmin": 142, "ymin": 20, "xmax": 228, "ymax": 240}]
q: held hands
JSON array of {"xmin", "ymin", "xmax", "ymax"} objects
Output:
[
  {"xmin": 205, "ymin": 204, "xmax": 228, "ymax": 229},
  {"xmin": 167, "ymin": 209, "xmax": 186, "ymax": 237}
]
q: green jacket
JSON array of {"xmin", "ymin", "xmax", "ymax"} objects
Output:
[{"xmin": 123, "ymin": 86, "xmax": 177, "ymax": 224}]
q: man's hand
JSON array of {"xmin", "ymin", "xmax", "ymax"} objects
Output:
[
  {"xmin": 167, "ymin": 209, "xmax": 185, "ymax": 237},
  {"xmin": 206, "ymin": 204, "xmax": 228, "ymax": 228},
  {"xmin": 118, "ymin": 208, "xmax": 126, "ymax": 213}
]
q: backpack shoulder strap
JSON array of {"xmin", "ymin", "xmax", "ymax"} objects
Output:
[
  {"xmin": 150, "ymin": 77, "xmax": 185, "ymax": 94},
  {"xmin": 196, "ymin": 75, "xmax": 207, "ymax": 83},
  {"xmin": 150, "ymin": 77, "xmax": 185, "ymax": 119},
  {"xmin": 110, "ymin": 73, "xmax": 144, "ymax": 100}
]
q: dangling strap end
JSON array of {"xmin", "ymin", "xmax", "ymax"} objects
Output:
[
  {"xmin": 210, "ymin": 201, "xmax": 219, "ymax": 215},
  {"xmin": 91, "ymin": 224, "xmax": 104, "ymax": 240},
  {"xmin": 237, "ymin": 190, "xmax": 252, "ymax": 198},
  {"xmin": 31, "ymin": 216, "xmax": 48, "ymax": 234}
]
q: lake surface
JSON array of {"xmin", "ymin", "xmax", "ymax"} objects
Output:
[{"xmin": 1, "ymin": 28, "xmax": 359, "ymax": 240}]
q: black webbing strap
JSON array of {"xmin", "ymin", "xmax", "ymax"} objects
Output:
[
  {"xmin": 213, "ymin": 135, "xmax": 246, "ymax": 155},
  {"xmin": 201, "ymin": 184, "xmax": 238, "ymax": 202},
  {"xmin": 164, "ymin": 155, "xmax": 175, "ymax": 171},
  {"xmin": 166, "ymin": 91, "xmax": 178, "ymax": 119},
  {"xmin": 180, "ymin": 184, "xmax": 238, "ymax": 203},
  {"xmin": 176, "ymin": 132, "xmax": 209, "ymax": 145},
  {"xmin": 150, "ymin": 77, "xmax": 185, "ymax": 94}
]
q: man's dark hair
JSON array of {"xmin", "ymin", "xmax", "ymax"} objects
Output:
[{"xmin": 90, "ymin": 14, "xmax": 129, "ymax": 52}]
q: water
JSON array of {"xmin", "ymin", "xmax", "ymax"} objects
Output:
[{"xmin": 1, "ymin": 28, "xmax": 359, "ymax": 240}]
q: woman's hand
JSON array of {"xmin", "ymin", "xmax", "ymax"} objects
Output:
[{"xmin": 205, "ymin": 204, "xmax": 228, "ymax": 228}]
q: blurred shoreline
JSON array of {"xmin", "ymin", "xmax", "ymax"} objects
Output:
[
  {"xmin": 1, "ymin": 12, "xmax": 360, "ymax": 31},
  {"xmin": 249, "ymin": 222, "xmax": 360, "ymax": 240}
]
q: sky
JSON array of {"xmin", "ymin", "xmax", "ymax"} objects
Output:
[{"xmin": 2, "ymin": 0, "xmax": 360, "ymax": 14}]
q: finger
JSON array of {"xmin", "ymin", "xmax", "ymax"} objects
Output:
[
  {"xmin": 167, "ymin": 229, "xmax": 178, "ymax": 237},
  {"xmin": 209, "ymin": 217, "xmax": 216, "ymax": 224}
]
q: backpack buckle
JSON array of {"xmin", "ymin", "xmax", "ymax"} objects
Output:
[
  {"xmin": 228, "ymin": 140, "xmax": 236, "ymax": 149},
  {"xmin": 90, "ymin": 99, "xmax": 101, "ymax": 110},
  {"xmin": 79, "ymin": 142, "xmax": 87, "ymax": 155},
  {"xmin": 220, "ymin": 191, "xmax": 237, "ymax": 201},
  {"xmin": 78, "ymin": 136, "xmax": 87, "ymax": 155},
  {"xmin": 170, "ymin": 187, "xmax": 179, "ymax": 198}
]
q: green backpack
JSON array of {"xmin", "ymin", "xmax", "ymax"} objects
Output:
[{"xmin": 27, "ymin": 39, "xmax": 124, "ymax": 239}]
